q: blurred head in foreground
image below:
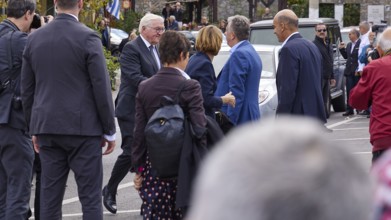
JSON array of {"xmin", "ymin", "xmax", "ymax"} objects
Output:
[{"xmin": 188, "ymin": 116, "xmax": 372, "ymax": 220}]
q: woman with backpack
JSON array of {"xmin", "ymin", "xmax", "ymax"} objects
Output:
[{"xmin": 131, "ymin": 30, "xmax": 207, "ymax": 219}]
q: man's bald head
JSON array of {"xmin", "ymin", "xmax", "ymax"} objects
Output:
[
  {"xmin": 275, "ymin": 9, "xmax": 299, "ymax": 30},
  {"xmin": 378, "ymin": 27, "xmax": 391, "ymax": 56},
  {"xmin": 273, "ymin": 9, "xmax": 299, "ymax": 42}
]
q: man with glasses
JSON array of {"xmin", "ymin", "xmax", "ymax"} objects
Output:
[
  {"xmin": 0, "ymin": 0, "xmax": 36, "ymax": 219},
  {"xmin": 313, "ymin": 23, "xmax": 336, "ymax": 118},
  {"xmin": 103, "ymin": 13, "xmax": 164, "ymax": 214}
]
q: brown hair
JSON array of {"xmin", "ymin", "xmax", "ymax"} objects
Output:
[
  {"xmin": 196, "ymin": 25, "xmax": 222, "ymax": 56},
  {"xmin": 159, "ymin": 31, "xmax": 191, "ymax": 65}
]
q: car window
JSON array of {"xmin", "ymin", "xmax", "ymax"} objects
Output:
[
  {"xmin": 250, "ymin": 25, "xmax": 341, "ymax": 46},
  {"xmin": 212, "ymin": 50, "xmax": 275, "ymax": 79}
]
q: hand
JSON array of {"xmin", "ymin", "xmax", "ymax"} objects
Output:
[
  {"xmin": 339, "ymin": 42, "xmax": 345, "ymax": 49},
  {"xmin": 355, "ymin": 71, "xmax": 362, "ymax": 76},
  {"xmin": 133, "ymin": 173, "xmax": 143, "ymax": 190},
  {"xmin": 32, "ymin": 135, "xmax": 39, "ymax": 153},
  {"xmin": 101, "ymin": 138, "xmax": 115, "ymax": 155},
  {"xmin": 221, "ymin": 91, "xmax": 236, "ymax": 108},
  {"xmin": 330, "ymin": 79, "xmax": 336, "ymax": 87}
]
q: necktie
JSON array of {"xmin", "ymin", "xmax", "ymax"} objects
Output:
[{"xmin": 149, "ymin": 45, "xmax": 158, "ymax": 67}]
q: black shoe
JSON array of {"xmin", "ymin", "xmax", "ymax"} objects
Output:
[
  {"xmin": 358, "ymin": 110, "xmax": 370, "ymax": 116},
  {"xmin": 342, "ymin": 111, "xmax": 354, "ymax": 117},
  {"xmin": 102, "ymin": 185, "xmax": 117, "ymax": 214}
]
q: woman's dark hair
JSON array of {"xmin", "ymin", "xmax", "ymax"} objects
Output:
[
  {"xmin": 159, "ymin": 31, "xmax": 191, "ymax": 65},
  {"xmin": 7, "ymin": 0, "xmax": 36, "ymax": 19}
]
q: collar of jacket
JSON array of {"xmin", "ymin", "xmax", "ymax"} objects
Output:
[
  {"xmin": 0, "ymin": 19, "xmax": 20, "ymax": 32},
  {"xmin": 314, "ymin": 35, "xmax": 329, "ymax": 45}
]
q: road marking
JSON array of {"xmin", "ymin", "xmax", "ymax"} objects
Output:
[
  {"xmin": 332, "ymin": 127, "xmax": 368, "ymax": 131},
  {"xmin": 61, "ymin": 210, "xmax": 141, "ymax": 218},
  {"xmin": 331, "ymin": 137, "xmax": 370, "ymax": 141},
  {"xmin": 62, "ymin": 182, "xmax": 134, "ymax": 205},
  {"xmin": 353, "ymin": 151, "xmax": 371, "ymax": 154},
  {"xmin": 326, "ymin": 117, "xmax": 359, "ymax": 128}
]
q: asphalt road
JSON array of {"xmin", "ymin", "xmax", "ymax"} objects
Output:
[{"xmin": 28, "ymin": 108, "xmax": 372, "ymax": 219}]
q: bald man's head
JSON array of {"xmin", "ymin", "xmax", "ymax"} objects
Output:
[
  {"xmin": 273, "ymin": 9, "xmax": 299, "ymax": 42},
  {"xmin": 378, "ymin": 27, "xmax": 391, "ymax": 56}
]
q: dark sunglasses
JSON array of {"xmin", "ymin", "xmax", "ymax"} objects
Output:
[{"xmin": 317, "ymin": 29, "xmax": 327, "ymax": 33}]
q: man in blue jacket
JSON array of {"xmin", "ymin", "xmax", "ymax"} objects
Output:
[
  {"xmin": 273, "ymin": 9, "xmax": 326, "ymax": 123},
  {"xmin": 215, "ymin": 15, "xmax": 262, "ymax": 125}
]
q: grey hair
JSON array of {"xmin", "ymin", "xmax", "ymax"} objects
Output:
[
  {"xmin": 227, "ymin": 15, "xmax": 250, "ymax": 41},
  {"xmin": 378, "ymin": 28, "xmax": 391, "ymax": 52},
  {"xmin": 188, "ymin": 116, "xmax": 372, "ymax": 220},
  {"xmin": 138, "ymin": 13, "xmax": 164, "ymax": 33},
  {"xmin": 360, "ymin": 21, "xmax": 371, "ymax": 32}
]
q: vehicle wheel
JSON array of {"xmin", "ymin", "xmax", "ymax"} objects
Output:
[
  {"xmin": 325, "ymin": 94, "xmax": 331, "ymax": 118},
  {"xmin": 332, "ymin": 78, "xmax": 347, "ymax": 112}
]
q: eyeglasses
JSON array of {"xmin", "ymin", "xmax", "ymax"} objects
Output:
[
  {"xmin": 317, "ymin": 29, "xmax": 327, "ymax": 33},
  {"xmin": 147, "ymin": 26, "xmax": 165, "ymax": 33}
]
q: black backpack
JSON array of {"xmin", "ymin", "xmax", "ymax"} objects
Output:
[{"xmin": 144, "ymin": 80, "xmax": 188, "ymax": 178}]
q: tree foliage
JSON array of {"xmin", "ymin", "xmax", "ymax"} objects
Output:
[{"xmin": 343, "ymin": 4, "xmax": 360, "ymax": 26}]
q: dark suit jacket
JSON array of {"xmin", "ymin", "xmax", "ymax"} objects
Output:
[
  {"xmin": 131, "ymin": 67, "xmax": 206, "ymax": 168},
  {"xmin": 185, "ymin": 52, "xmax": 222, "ymax": 118},
  {"xmin": 215, "ymin": 40, "xmax": 262, "ymax": 125},
  {"xmin": 168, "ymin": 20, "xmax": 179, "ymax": 31},
  {"xmin": 0, "ymin": 19, "xmax": 28, "ymax": 131},
  {"xmin": 115, "ymin": 36, "xmax": 160, "ymax": 120},
  {"xmin": 276, "ymin": 33, "xmax": 326, "ymax": 123},
  {"xmin": 21, "ymin": 13, "xmax": 115, "ymax": 136},
  {"xmin": 339, "ymin": 39, "xmax": 361, "ymax": 76}
]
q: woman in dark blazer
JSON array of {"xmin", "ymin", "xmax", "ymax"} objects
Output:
[
  {"xmin": 131, "ymin": 31, "xmax": 206, "ymax": 219},
  {"xmin": 185, "ymin": 25, "xmax": 235, "ymax": 118}
]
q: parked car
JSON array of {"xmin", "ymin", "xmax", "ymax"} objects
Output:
[
  {"xmin": 179, "ymin": 30, "xmax": 227, "ymax": 57},
  {"xmin": 212, "ymin": 44, "xmax": 279, "ymax": 118},
  {"xmin": 110, "ymin": 28, "xmax": 128, "ymax": 57},
  {"xmin": 249, "ymin": 18, "xmax": 346, "ymax": 115}
]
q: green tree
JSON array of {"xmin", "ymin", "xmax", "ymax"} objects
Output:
[
  {"xmin": 319, "ymin": 3, "xmax": 334, "ymax": 18},
  {"xmin": 288, "ymin": 0, "xmax": 308, "ymax": 18},
  {"xmin": 343, "ymin": 4, "xmax": 360, "ymax": 27}
]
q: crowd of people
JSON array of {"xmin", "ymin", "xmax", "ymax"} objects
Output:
[{"xmin": 2, "ymin": 0, "xmax": 391, "ymax": 219}]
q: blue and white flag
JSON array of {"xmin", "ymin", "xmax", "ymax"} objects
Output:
[{"xmin": 106, "ymin": 0, "xmax": 120, "ymax": 20}]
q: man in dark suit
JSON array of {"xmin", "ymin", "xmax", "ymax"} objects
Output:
[
  {"xmin": 273, "ymin": 9, "xmax": 326, "ymax": 123},
  {"xmin": 0, "ymin": 0, "xmax": 36, "ymax": 219},
  {"xmin": 102, "ymin": 13, "xmax": 164, "ymax": 214},
  {"xmin": 168, "ymin": 15, "xmax": 179, "ymax": 31},
  {"xmin": 339, "ymin": 28, "xmax": 361, "ymax": 116},
  {"xmin": 21, "ymin": 0, "xmax": 116, "ymax": 219}
]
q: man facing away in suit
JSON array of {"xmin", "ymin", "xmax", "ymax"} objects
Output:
[
  {"xmin": 21, "ymin": 0, "xmax": 116, "ymax": 219},
  {"xmin": 338, "ymin": 28, "xmax": 361, "ymax": 117},
  {"xmin": 0, "ymin": 0, "xmax": 36, "ymax": 219},
  {"xmin": 273, "ymin": 9, "xmax": 326, "ymax": 124},
  {"xmin": 102, "ymin": 13, "xmax": 164, "ymax": 214},
  {"xmin": 215, "ymin": 15, "xmax": 262, "ymax": 126}
]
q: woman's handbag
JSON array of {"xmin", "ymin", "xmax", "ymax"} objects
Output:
[{"xmin": 215, "ymin": 110, "xmax": 234, "ymax": 134}]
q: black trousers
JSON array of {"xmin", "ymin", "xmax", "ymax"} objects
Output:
[
  {"xmin": 0, "ymin": 126, "xmax": 34, "ymax": 220},
  {"xmin": 37, "ymin": 135, "xmax": 103, "ymax": 220},
  {"xmin": 321, "ymin": 78, "xmax": 330, "ymax": 117},
  {"xmin": 106, "ymin": 119, "xmax": 134, "ymax": 194},
  {"xmin": 346, "ymin": 74, "xmax": 360, "ymax": 112}
]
